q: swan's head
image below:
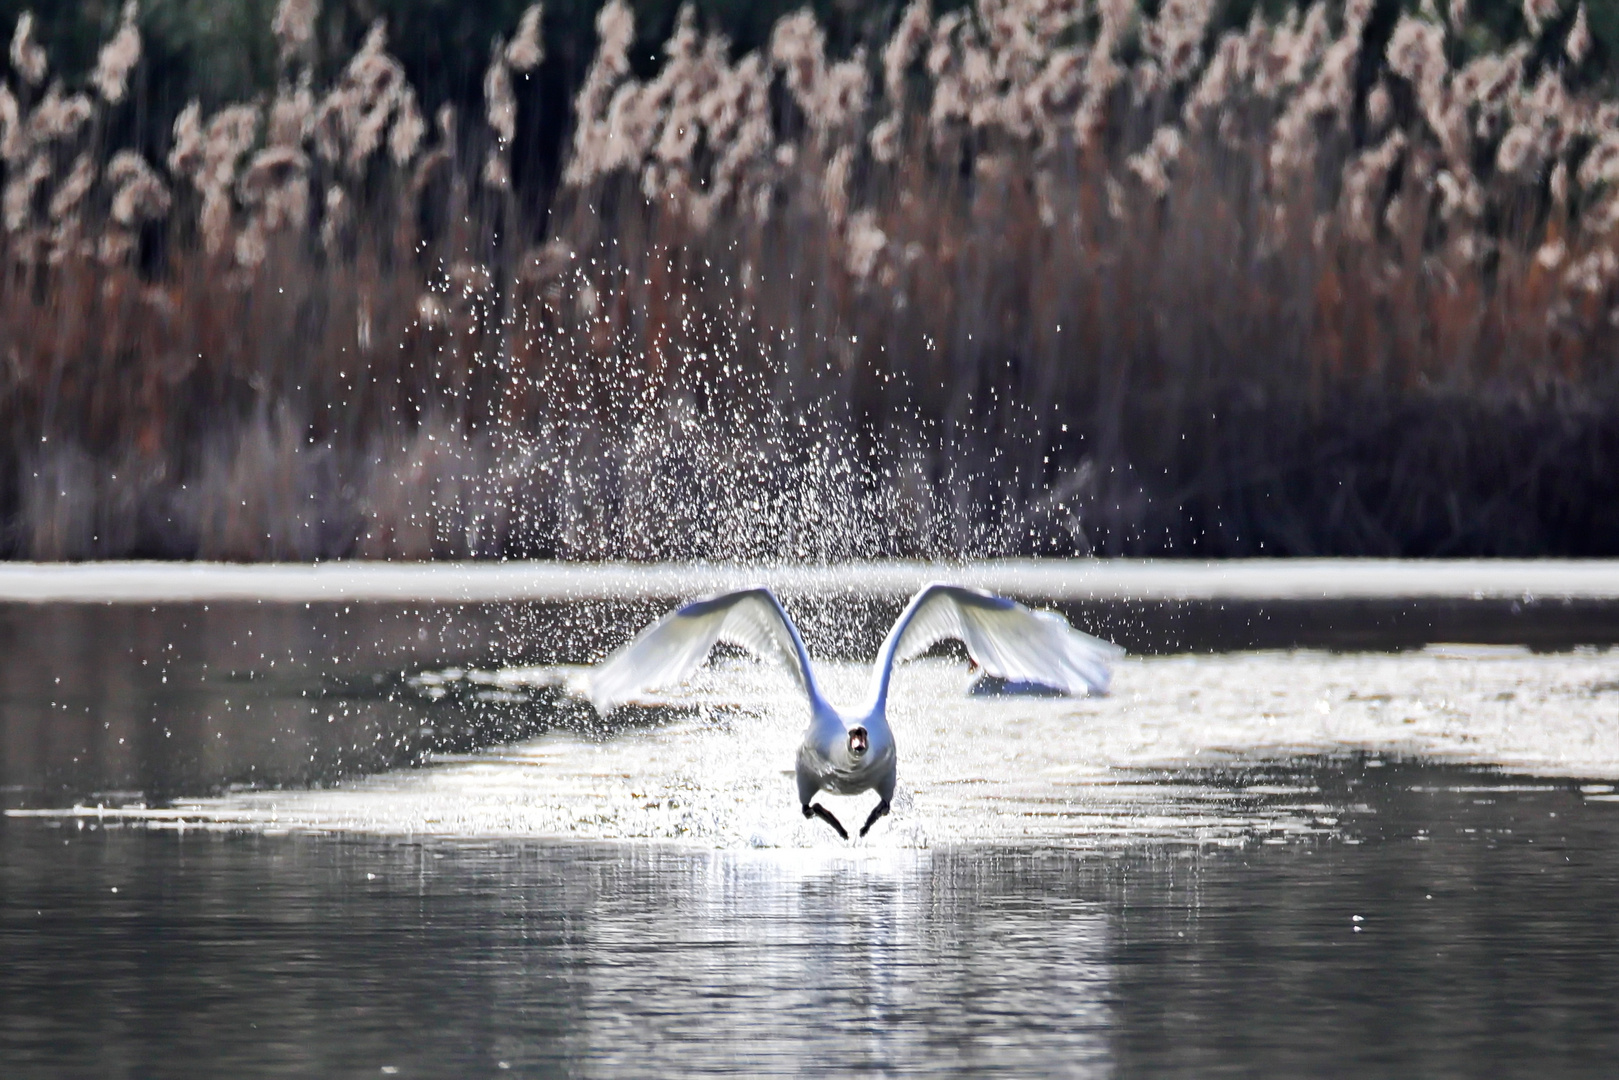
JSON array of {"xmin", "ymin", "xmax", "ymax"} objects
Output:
[{"xmin": 847, "ymin": 726, "xmax": 869, "ymax": 758}]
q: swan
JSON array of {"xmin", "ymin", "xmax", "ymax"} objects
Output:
[{"xmin": 588, "ymin": 583, "xmax": 1122, "ymax": 839}]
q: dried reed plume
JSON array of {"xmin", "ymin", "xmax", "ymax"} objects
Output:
[
  {"xmin": 9, "ymin": 12, "xmax": 45, "ymax": 86},
  {"xmin": 92, "ymin": 2, "xmax": 141, "ymax": 105},
  {"xmin": 507, "ymin": 5, "xmax": 545, "ymax": 73},
  {"xmin": 483, "ymin": 41, "xmax": 515, "ymax": 190},
  {"xmin": 272, "ymin": 0, "xmax": 320, "ymax": 65},
  {"xmin": 106, "ymin": 150, "xmax": 168, "ymax": 226}
]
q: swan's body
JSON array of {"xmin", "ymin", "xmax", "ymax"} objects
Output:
[{"xmin": 588, "ymin": 583, "xmax": 1122, "ymax": 839}]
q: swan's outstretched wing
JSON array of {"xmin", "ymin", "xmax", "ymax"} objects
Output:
[
  {"xmin": 880, "ymin": 584, "xmax": 1123, "ymax": 698},
  {"xmin": 588, "ymin": 588, "xmax": 817, "ymax": 713}
]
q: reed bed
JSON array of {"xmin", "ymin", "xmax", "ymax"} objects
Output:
[{"xmin": 3, "ymin": 0, "xmax": 1619, "ymax": 561}]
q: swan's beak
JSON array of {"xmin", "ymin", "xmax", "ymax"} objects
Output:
[{"xmin": 847, "ymin": 726, "xmax": 869, "ymax": 757}]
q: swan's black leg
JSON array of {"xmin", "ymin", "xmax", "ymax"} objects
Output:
[
  {"xmin": 859, "ymin": 799, "xmax": 891, "ymax": 838},
  {"xmin": 803, "ymin": 802, "xmax": 848, "ymax": 840}
]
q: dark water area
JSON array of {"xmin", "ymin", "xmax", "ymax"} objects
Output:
[
  {"xmin": 0, "ymin": 600, "xmax": 600, "ymax": 807},
  {"xmin": 4, "ymin": 765, "xmax": 1619, "ymax": 1078}
]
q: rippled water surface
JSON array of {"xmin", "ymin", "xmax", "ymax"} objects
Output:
[
  {"xmin": 6, "ymin": 630, "xmax": 1619, "ymax": 1074},
  {"xmin": 6, "ymin": 771, "xmax": 1619, "ymax": 1078}
]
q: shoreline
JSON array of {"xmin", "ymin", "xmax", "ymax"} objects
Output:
[{"xmin": 0, "ymin": 558, "xmax": 1617, "ymax": 605}]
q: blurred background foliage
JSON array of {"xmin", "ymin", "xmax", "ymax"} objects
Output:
[
  {"xmin": 1, "ymin": 0, "xmax": 928, "ymax": 201},
  {"xmin": 6, "ymin": 0, "xmax": 1619, "ymax": 560},
  {"xmin": 8, "ymin": 0, "xmax": 1613, "ymax": 167},
  {"xmin": 3, "ymin": 1, "xmax": 901, "ymax": 118}
]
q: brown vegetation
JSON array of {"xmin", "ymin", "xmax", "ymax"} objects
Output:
[{"xmin": 4, "ymin": 0, "xmax": 1619, "ymax": 561}]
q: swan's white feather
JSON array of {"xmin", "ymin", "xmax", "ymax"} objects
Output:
[
  {"xmin": 588, "ymin": 582, "xmax": 1122, "ymax": 837},
  {"xmin": 588, "ymin": 588, "xmax": 810, "ymax": 713},
  {"xmin": 887, "ymin": 584, "xmax": 1121, "ymax": 697}
]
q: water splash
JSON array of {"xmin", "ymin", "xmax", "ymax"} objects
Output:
[{"xmin": 23, "ymin": 648, "xmax": 1617, "ymax": 847}]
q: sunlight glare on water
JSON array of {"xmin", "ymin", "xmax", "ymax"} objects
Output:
[{"xmin": 77, "ymin": 648, "xmax": 1619, "ymax": 847}]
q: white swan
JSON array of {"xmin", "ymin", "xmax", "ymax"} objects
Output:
[{"xmin": 588, "ymin": 583, "xmax": 1123, "ymax": 839}]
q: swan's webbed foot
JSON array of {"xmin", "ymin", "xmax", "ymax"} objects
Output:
[
  {"xmin": 803, "ymin": 802, "xmax": 848, "ymax": 840},
  {"xmin": 859, "ymin": 799, "xmax": 891, "ymax": 838}
]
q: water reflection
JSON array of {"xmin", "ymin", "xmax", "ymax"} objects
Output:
[
  {"xmin": 5, "ymin": 765, "xmax": 1618, "ymax": 1077},
  {"xmin": 551, "ymin": 851, "xmax": 1114, "ymax": 1075}
]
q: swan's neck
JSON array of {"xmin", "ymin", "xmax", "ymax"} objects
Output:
[
  {"xmin": 771, "ymin": 597, "xmax": 833, "ymax": 716},
  {"xmin": 862, "ymin": 651, "xmax": 898, "ymax": 723},
  {"xmin": 864, "ymin": 588, "xmax": 927, "ymax": 719}
]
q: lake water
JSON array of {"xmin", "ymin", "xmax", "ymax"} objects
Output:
[{"xmin": 4, "ymin": 580, "xmax": 1619, "ymax": 1075}]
